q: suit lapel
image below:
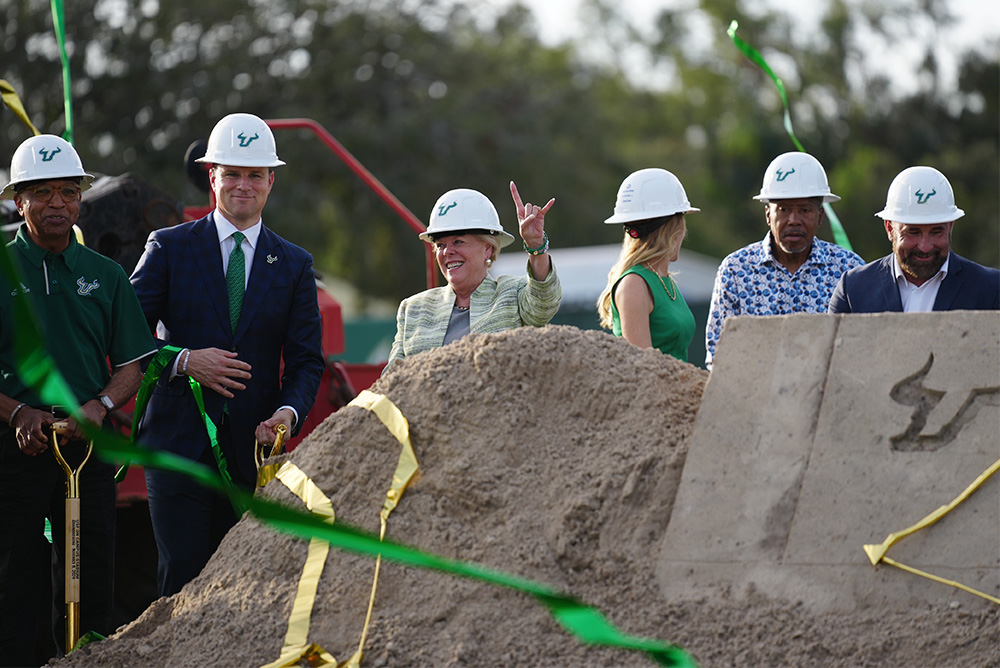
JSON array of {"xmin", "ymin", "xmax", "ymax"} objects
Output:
[
  {"xmin": 879, "ymin": 256, "xmax": 904, "ymax": 311},
  {"xmin": 190, "ymin": 214, "xmax": 231, "ymax": 333},
  {"xmin": 933, "ymin": 253, "xmax": 963, "ymax": 311},
  {"xmin": 235, "ymin": 225, "xmax": 281, "ymax": 341}
]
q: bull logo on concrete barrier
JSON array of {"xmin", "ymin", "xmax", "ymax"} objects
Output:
[{"xmin": 889, "ymin": 353, "xmax": 1000, "ymax": 451}]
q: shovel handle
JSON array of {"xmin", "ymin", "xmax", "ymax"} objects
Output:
[
  {"xmin": 53, "ymin": 420, "xmax": 85, "ymax": 651},
  {"xmin": 254, "ymin": 423, "xmax": 289, "ymax": 470},
  {"xmin": 50, "ymin": 422, "xmax": 93, "ymax": 498}
]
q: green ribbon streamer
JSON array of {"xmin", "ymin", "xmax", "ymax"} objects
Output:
[
  {"xmin": 727, "ymin": 20, "xmax": 853, "ymax": 252},
  {"xmin": 0, "ymin": 243, "xmax": 697, "ymax": 667},
  {"xmin": 50, "ymin": 0, "xmax": 73, "ymax": 143},
  {"xmin": 120, "ymin": 345, "xmax": 246, "ymax": 514}
]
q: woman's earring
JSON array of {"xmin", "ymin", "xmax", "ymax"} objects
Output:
[{"xmin": 486, "ymin": 258, "xmax": 493, "ymax": 267}]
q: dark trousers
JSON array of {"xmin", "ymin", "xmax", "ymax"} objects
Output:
[
  {"xmin": 0, "ymin": 429, "xmax": 115, "ymax": 667},
  {"xmin": 145, "ymin": 415, "xmax": 252, "ymax": 598}
]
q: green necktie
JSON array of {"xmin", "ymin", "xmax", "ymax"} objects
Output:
[{"xmin": 227, "ymin": 231, "xmax": 246, "ymax": 333}]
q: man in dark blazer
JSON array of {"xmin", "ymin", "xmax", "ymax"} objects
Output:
[
  {"xmin": 829, "ymin": 166, "xmax": 999, "ymax": 314},
  {"xmin": 130, "ymin": 113, "xmax": 324, "ymax": 596}
]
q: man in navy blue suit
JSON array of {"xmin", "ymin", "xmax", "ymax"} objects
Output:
[
  {"xmin": 130, "ymin": 113, "xmax": 324, "ymax": 596},
  {"xmin": 829, "ymin": 166, "xmax": 999, "ymax": 314}
]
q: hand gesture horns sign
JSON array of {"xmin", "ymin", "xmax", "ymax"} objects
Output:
[{"xmin": 510, "ymin": 181, "xmax": 554, "ymax": 249}]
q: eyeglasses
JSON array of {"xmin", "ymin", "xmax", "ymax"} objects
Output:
[{"xmin": 23, "ymin": 185, "xmax": 82, "ymax": 203}]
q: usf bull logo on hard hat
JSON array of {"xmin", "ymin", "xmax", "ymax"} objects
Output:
[
  {"xmin": 915, "ymin": 189, "xmax": 936, "ymax": 205},
  {"xmin": 237, "ymin": 132, "xmax": 259, "ymax": 148},
  {"xmin": 39, "ymin": 146, "xmax": 62, "ymax": 162}
]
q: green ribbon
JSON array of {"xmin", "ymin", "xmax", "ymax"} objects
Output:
[
  {"xmin": 0, "ymin": 242, "xmax": 697, "ymax": 667},
  {"xmin": 119, "ymin": 345, "xmax": 246, "ymax": 514},
  {"xmin": 50, "ymin": 0, "xmax": 73, "ymax": 143},
  {"xmin": 727, "ymin": 20, "xmax": 853, "ymax": 252}
]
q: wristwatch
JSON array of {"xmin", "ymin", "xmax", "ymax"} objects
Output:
[{"xmin": 98, "ymin": 395, "xmax": 115, "ymax": 413}]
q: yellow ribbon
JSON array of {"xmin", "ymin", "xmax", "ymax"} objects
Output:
[
  {"xmin": 259, "ymin": 462, "xmax": 339, "ymax": 668},
  {"xmin": 864, "ymin": 458, "xmax": 1000, "ymax": 605},
  {"xmin": 343, "ymin": 390, "xmax": 421, "ymax": 668},
  {"xmin": 259, "ymin": 390, "xmax": 420, "ymax": 668},
  {"xmin": 0, "ymin": 80, "xmax": 41, "ymax": 136}
]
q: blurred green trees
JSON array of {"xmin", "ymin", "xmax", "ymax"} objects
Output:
[{"xmin": 1, "ymin": 0, "xmax": 996, "ymax": 306}]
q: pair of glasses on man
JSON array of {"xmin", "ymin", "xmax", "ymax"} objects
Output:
[{"xmin": 23, "ymin": 185, "xmax": 82, "ymax": 202}]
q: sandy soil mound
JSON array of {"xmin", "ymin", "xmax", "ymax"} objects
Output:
[{"xmin": 49, "ymin": 326, "xmax": 998, "ymax": 668}]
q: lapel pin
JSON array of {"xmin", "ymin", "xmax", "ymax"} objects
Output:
[{"xmin": 267, "ymin": 254, "xmax": 278, "ymax": 264}]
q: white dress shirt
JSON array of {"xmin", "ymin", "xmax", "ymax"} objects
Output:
[{"xmin": 892, "ymin": 253, "xmax": 949, "ymax": 313}]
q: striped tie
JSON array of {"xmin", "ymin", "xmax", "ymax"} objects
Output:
[{"xmin": 227, "ymin": 231, "xmax": 246, "ymax": 333}]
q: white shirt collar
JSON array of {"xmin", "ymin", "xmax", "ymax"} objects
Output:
[{"xmin": 213, "ymin": 209, "xmax": 262, "ymax": 249}]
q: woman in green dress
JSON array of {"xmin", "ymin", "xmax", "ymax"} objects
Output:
[{"xmin": 597, "ymin": 168, "xmax": 699, "ymax": 361}]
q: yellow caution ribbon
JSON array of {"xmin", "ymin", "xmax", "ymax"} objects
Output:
[
  {"xmin": 863, "ymin": 458, "xmax": 1000, "ymax": 605},
  {"xmin": 342, "ymin": 390, "xmax": 421, "ymax": 668},
  {"xmin": 260, "ymin": 462, "xmax": 340, "ymax": 668},
  {"xmin": 260, "ymin": 390, "xmax": 420, "ymax": 668},
  {"xmin": 0, "ymin": 80, "xmax": 41, "ymax": 136}
]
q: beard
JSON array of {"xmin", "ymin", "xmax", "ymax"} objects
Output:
[{"xmin": 895, "ymin": 243, "xmax": 947, "ymax": 282}]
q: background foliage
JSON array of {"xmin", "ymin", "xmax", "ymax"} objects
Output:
[{"xmin": 2, "ymin": 0, "xmax": 997, "ymax": 307}]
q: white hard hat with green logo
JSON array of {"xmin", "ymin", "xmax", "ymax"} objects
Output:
[
  {"xmin": 196, "ymin": 113, "xmax": 285, "ymax": 168},
  {"xmin": 754, "ymin": 151, "xmax": 840, "ymax": 203},
  {"xmin": 420, "ymin": 188, "xmax": 515, "ymax": 247},
  {"xmin": 876, "ymin": 166, "xmax": 964, "ymax": 224},
  {"xmin": 1, "ymin": 134, "xmax": 94, "ymax": 199}
]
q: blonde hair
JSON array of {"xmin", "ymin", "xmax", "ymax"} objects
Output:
[
  {"xmin": 474, "ymin": 233, "xmax": 502, "ymax": 263},
  {"xmin": 597, "ymin": 214, "xmax": 686, "ymax": 329}
]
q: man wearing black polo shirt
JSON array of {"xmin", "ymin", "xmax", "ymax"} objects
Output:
[{"xmin": 0, "ymin": 135, "xmax": 155, "ymax": 666}]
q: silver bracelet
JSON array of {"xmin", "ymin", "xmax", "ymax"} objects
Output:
[
  {"xmin": 9, "ymin": 402, "xmax": 26, "ymax": 425},
  {"xmin": 181, "ymin": 349, "xmax": 191, "ymax": 375}
]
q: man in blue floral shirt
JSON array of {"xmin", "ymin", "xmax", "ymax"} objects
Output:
[{"xmin": 705, "ymin": 152, "xmax": 863, "ymax": 369}]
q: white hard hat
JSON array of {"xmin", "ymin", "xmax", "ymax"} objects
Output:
[
  {"xmin": 875, "ymin": 166, "xmax": 964, "ymax": 224},
  {"xmin": 195, "ymin": 113, "xmax": 285, "ymax": 168},
  {"xmin": 754, "ymin": 152, "xmax": 840, "ymax": 203},
  {"xmin": 1, "ymin": 134, "xmax": 94, "ymax": 199},
  {"xmin": 419, "ymin": 188, "xmax": 515, "ymax": 247},
  {"xmin": 604, "ymin": 168, "xmax": 699, "ymax": 224}
]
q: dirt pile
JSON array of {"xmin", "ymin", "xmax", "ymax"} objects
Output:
[{"xmin": 50, "ymin": 326, "xmax": 997, "ymax": 668}]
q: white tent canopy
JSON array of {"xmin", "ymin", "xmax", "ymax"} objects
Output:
[{"xmin": 491, "ymin": 244, "xmax": 721, "ymax": 309}]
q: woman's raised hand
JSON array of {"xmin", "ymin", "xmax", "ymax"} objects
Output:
[{"xmin": 510, "ymin": 181, "xmax": 554, "ymax": 248}]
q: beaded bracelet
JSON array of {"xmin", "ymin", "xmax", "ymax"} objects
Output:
[
  {"xmin": 523, "ymin": 232, "xmax": 549, "ymax": 256},
  {"xmin": 181, "ymin": 349, "xmax": 191, "ymax": 375},
  {"xmin": 9, "ymin": 402, "xmax": 26, "ymax": 425}
]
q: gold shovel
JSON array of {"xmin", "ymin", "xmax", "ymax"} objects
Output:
[{"xmin": 50, "ymin": 420, "xmax": 93, "ymax": 652}]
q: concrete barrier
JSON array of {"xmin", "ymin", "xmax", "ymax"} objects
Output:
[{"xmin": 658, "ymin": 311, "xmax": 999, "ymax": 612}]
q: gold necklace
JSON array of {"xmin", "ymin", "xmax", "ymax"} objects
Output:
[{"xmin": 645, "ymin": 264, "xmax": 677, "ymax": 301}]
